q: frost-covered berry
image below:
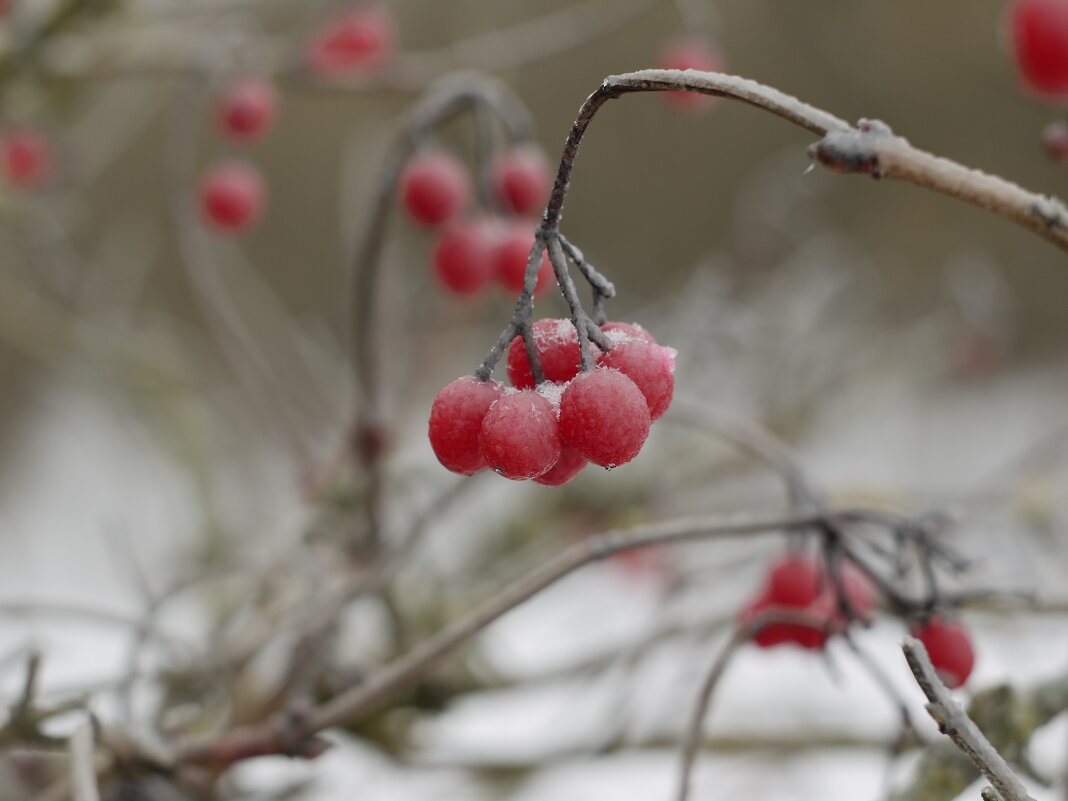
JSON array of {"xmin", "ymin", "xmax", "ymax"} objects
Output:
[
  {"xmin": 428, "ymin": 376, "xmax": 503, "ymax": 475},
  {"xmin": 492, "ymin": 220, "xmax": 554, "ymax": 294},
  {"xmin": 507, "ymin": 319, "xmax": 600, "ymax": 389},
  {"xmin": 431, "ymin": 217, "xmax": 499, "ymax": 295},
  {"xmin": 200, "ymin": 161, "xmax": 265, "ymax": 232},
  {"xmin": 306, "ymin": 4, "xmax": 395, "ymax": 76},
  {"xmin": 492, "ymin": 145, "xmax": 551, "ymax": 215},
  {"xmin": 217, "ymin": 78, "xmax": 278, "ymax": 142},
  {"xmin": 533, "ymin": 445, "xmax": 586, "ymax": 487},
  {"xmin": 658, "ymin": 36, "xmax": 724, "ymax": 114},
  {"xmin": 597, "ymin": 338, "xmax": 676, "ymax": 420},
  {"xmin": 399, "ymin": 151, "xmax": 470, "ymax": 227},
  {"xmin": 559, "ymin": 368, "xmax": 651, "ymax": 468},
  {"xmin": 601, "ymin": 320, "xmax": 657, "ymax": 345},
  {"xmin": 1008, "ymin": 0, "xmax": 1068, "ymax": 99},
  {"xmin": 911, "ymin": 616, "xmax": 975, "ymax": 689},
  {"xmin": 479, "ymin": 389, "xmax": 562, "ymax": 480}
]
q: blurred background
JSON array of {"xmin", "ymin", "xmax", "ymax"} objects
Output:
[{"xmin": 0, "ymin": 1, "xmax": 1067, "ymax": 800}]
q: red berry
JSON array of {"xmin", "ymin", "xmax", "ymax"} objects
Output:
[
  {"xmin": 428, "ymin": 376, "xmax": 503, "ymax": 475},
  {"xmin": 307, "ymin": 4, "xmax": 395, "ymax": 76},
  {"xmin": 533, "ymin": 445, "xmax": 586, "ymax": 486},
  {"xmin": 199, "ymin": 161, "xmax": 265, "ymax": 232},
  {"xmin": 911, "ymin": 616, "xmax": 976, "ymax": 689},
  {"xmin": 658, "ymin": 36, "xmax": 725, "ymax": 114},
  {"xmin": 492, "ymin": 220, "xmax": 554, "ymax": 294},
  {"xmin": 492, "ymin": 145, "xmax": 552, "ymax": 215},
  {"xmin": 431, "ymin": 217, "xmax": 499, "ymax": 295},
  {"xmin": 1042, "ymin": 119, "xmax": 1068, "ymax": 162},
  {"xmin": 739, "ymin": 593, "xmax": 829, "ymax": 650},
  {"xmin": 558, "ymin": 368, "xmax": 651, "ymax": 468},
  {"xmin": 597, "ymin": 337, "xmax": 676, "ymax": 420},
  {"xmin": 1008, "ymin": 0, "xmax": 1068, "ymax": 99},
  {"xmin": 399, "ymin": 151, "xmax": 470, "ymax": 227},
  {"xmin": 479, "ymin": 389, "xmax": 562, "ymax": 480},
  {"xmin": 2, "ymin": 128, "xmax": 52, "ymax": 190},
  {"xmin": 766, "ymin": 554, "xmax": 823, "ymax": 607},
  {"xmin": 601, "ymin": 321, "xmax": 657, "ymax": 345},
  {"xmin": 507, "ymin": 319, "xmax": 601, "ymax": 389},
  {"xmin": 217, "ymin": 78, "xmax": 278, "ymax": 142}
]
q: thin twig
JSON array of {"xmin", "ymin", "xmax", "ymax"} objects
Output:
[{"xmin": 69, "ymin": 719, "xmax": 101, "ymax": 801}]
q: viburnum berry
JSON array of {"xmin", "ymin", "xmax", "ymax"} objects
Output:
[
  {"xmin": 507, "ymin": 319, "xmax": 600, "ymax": 389},
  {"xmin": 479, "ymin": 389, "xmax": 562, "ymax": 480},
  {"xmin": 601, "ymin": 320, "xmax": 657, "ymax": 345},
  {"xmin": 217, "ymin": 78, "xmax": 278, "ymax": 142},
  {"xmin": 399, "ymin": 151, "xmax": 471, "ymax": 227},
  {"xmin": 431, "ymin": 217, "xmax": 499, "ymax": 295},
  {"xmin": 200, "ymin": 161, "xmax": 265, "ymax": 232},
  {"xmin": 533, "ymin": 445, "xmax": 586, "ymax": 486},
  {"xmin": 911, "ymin": 615, "xmax": 976, "ymax": 689},
  {"xmin": 2, "ymin": 128, "xmax": 52, "ymax": 190},
  {"xmin": 492, "ymin": 145, "xmax": 552, "ymax": 215},
  {"xmin": 597, "ymin": 336, "xmax": 676, "ymax": 420},
  {"xmin": 1007, "ymin": 0, "xmax": 1068, "ymax": 99},
  {"xmin": 428, "ymin": 376, "xmax": 503, "ymax": 475},
  {"xmin": 306, "ymin": 4, "xmax": 395, "ymax": 76},
  {"xmin": 657, "ymin": 36, "xmax": 725, "ymax": 114},
  {"xmin": 492, "ymin": 220, "xmax": 554, "ymax": 294},
  {"xmin": 559, "ymin": 368, "xmax": 651, "ymax": 468}
]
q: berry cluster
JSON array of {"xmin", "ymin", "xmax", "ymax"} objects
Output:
[
  {"xmin": 199, "ymin": 77, "xmax": 278, "ymax": 234},
  {"xmin": 737, "ymin": 553, "xmax": 876, "ymax": 649},
  {"xmin": 398, "ymin": 145, "xmax": 554, "ymax": 296},
  {"xmin": 429, "ymin": 319, "xmax": 676, "ymax": 486}
]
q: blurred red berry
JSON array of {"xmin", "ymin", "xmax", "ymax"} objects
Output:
[
  {"xmin": 657, "ymin": 36, "xmax": 725, "ymax": 114},
  {"xmin": 307, "ymin": 4, "xmax": 395, "ymax": 76},
  {"xmin": 199, "ymin": 161, "xmax": 265, "ymax": 232},
  {"xmin": 1042, "ymin": 119, "xmax": 1068, "ymax": 162},
  {"xmin": 399, "ymin": 151, "xmax": 471, "ymax": 227},
  {"xmin": 2, "ymin": 128, "xmax": 52, "ymax": 190},
  {"xmin": 217, "ymin": 78, "xmax": 278, "ymax": 142},
  {"xmin": 431, "ymin": 217, "xmax": 499, "ymax": 295},
  {"xmin": 492, "ymin": 145, "xmax": 552, "ymax": 215},
  {"xmin": 492, "ymin": 219, "xmax": 554, "ymax": 294},
  {"xmin": 911, "ymin": 616, "xmax": 976, "ymax": 689},
  {"xmin": 1008, "ymin": 0, "xmax": 1068, "ymax": 99}
]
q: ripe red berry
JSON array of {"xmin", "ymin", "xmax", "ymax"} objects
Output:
[
  {"xmin": 431, "ymin": 217, "xmax": 499, "ymax": 295},
  {"xmin": 507, "ymin": 319, "xmax": 600, "ymax": 389},
  {"xmin": 492, "ymin": 220, "xmax": 554, "ymax": 294},
  {"xmin": 597, "ymin": 337, "xmax": 676, "ymax": 420},
  {"xmin": 911, "ymin": 616, "xmax": 976, "ymax": 689},
  {"xmin": 428, "ymin": 376, "xmax": 503, "ymax": 475},
  {"xmin": 766, "ymin": 554, "xmax": 823, "ymax": 607},
  {"xmin": 601, "ymin": 321, "xmax": 657, "ymax": 345},
  {"xmin": 399, "ymin": 151, "xmax": 470, "ymax": 227},
  {"xmin": 307, "ymin": 4, "xmax": 395, "ymax": 76},
  {"xmin": 492, "ymin": 145, "xmax": 552, "ymax": 215},
  {"xmin": 740, "ymin": 593, "xmax": 830, "ymax": 650},
  {"xmin": 479, "ymin": 389, "xmax": 562, "ymax": 480},
  {"xmin": 533, "ymin": 445, "xmax": 586, "ymax": 486},
  {"xmin": 2, "ymin": 128, "xmax": 52, "ymax": 190},
  {"xmin": 200, "ymin": 161, "xmax": 265, "ymax": 232},
  {"xmin": 1008, "ymin": 0, "xmax": 1068, "ymax": 98},
  {"xmin": 217, "ymin": 78, "xmax": 278, "ymax": 142},
  {"xmin": 559, "ymin": 368, "xmax": 651, "ymax": 468},
  {"xmin": 657, "ymin": 36, "xmax": 725, "ymax": 114}
]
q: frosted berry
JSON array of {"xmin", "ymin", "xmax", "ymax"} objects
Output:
[
  {"xmin": 559, "ymin": 368, "xmax": 651, "ymax": 468},
  {"xmin": 431, "ymin": 217, "xmax": 499, "ymax": 295},
  {"xmin": 217, "ymin": 78, "xmax": 278, "ymax": 142},
  {"xmin": 597, "ymin": 337, "xmax": 676, "ymax": 420},
  {"xmin": 658, "ymin": 36, "xmax": 724, "ymax": 114},
  {"xmin": 1008, "ymin": 0, "xmax": 1068, "ymax": 98},
  {"xmin": 533, "ymin": 445, "xmax": 587, "ymax": 486},
  {"xmin": 493, "ymin": 220, "xmax": 554, "ymax": 294},
  {"xmin": 911, "ymin": 616, "xmax": 975, "ymax": 689},
  {"xmin": 479, "ymin": 389, "xmax": 562, "ymax": 480},
  {"xmin": 200, "ymin": 161, "xmax": 265, "ymax": 232},
  {"xmin": 428, "ymin": 376, "xmax": 503, "ymax": 475},
  {"xmin": 507, "ymin": 319, "xmax": 600, "ymax": 389},
  {"xmin": 492, "ymin": 145, "xmax": 551, "ymax": 215},
  {"xmin": 307, "ymin": 5, "xmax": 395, "ymax": 75},
  {"xmin": 399, "ymin": 151, "xmax": 470, "ymax": 227},
  {"xmin": 2, "ymin": 128, "xmax": 52, "ymax": 189},
  {"xmin": 601, "ymin": 320, "xmax": 657, "ymax": 345}
]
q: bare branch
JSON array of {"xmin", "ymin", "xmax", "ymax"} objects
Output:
[{"xmin": 69, "ymin": 719, "xmax": 101, "ymax": 801}]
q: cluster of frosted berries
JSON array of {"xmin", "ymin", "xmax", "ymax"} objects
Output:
[
  {"xmin": 429, "ymin": 320, "xmax": 676, "ymax": 486},
  {"xmin": 199, "ymin": 77, "xmax": 278, "ymax": 234},
  {"xmin": 656, "ymin": 36, "xmax": 726, "ymax": 114},
  {"xmin": 737, "ymin": 553, "xmax": 876, "ymax": 649},
  {"xmin": 0, "ymin": 128, "xmax": 53, "ymax": 190},
  {"xmin": 397, "ymin": 145, "xmax": 555, "ymax": 296}
]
